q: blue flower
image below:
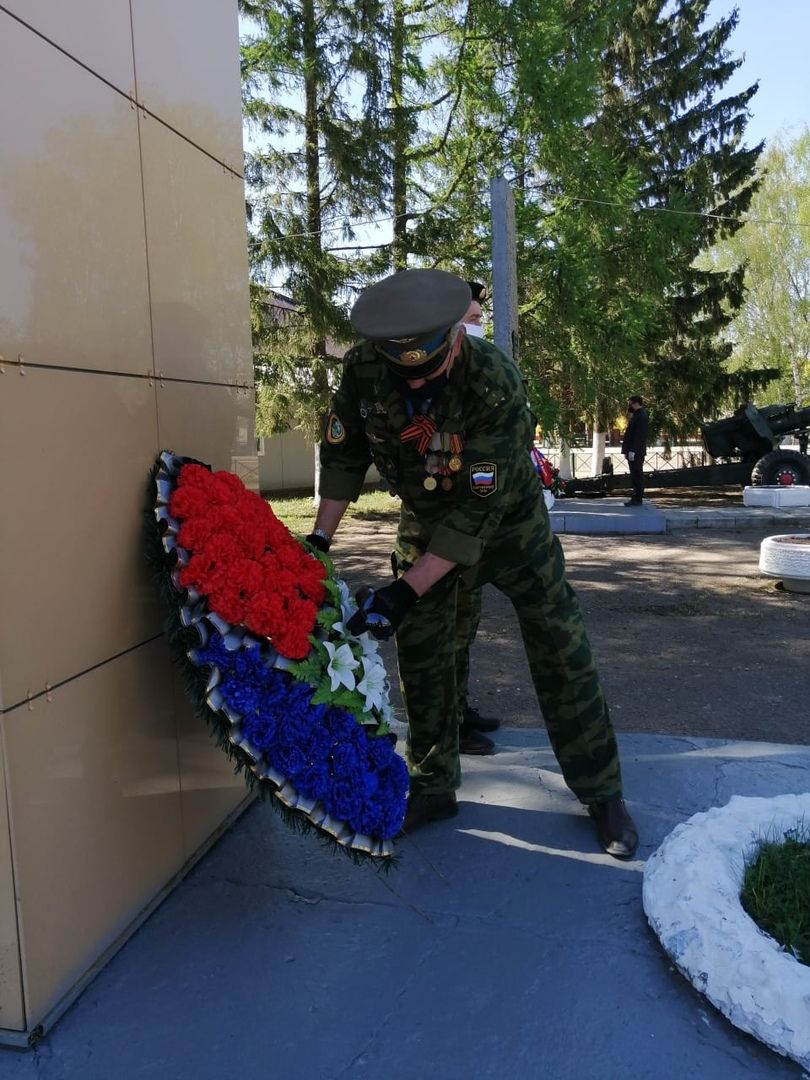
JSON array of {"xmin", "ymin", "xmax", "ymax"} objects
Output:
[
  {"xmin": 220, "ymin": 676, "xmax": 261, "ymax": 716},
  {"xmin": 367, "ymin": 736, "xmax": 396, "ymax": 771},
  {"xmin": 188, "ymin": 625, "xmax": 408, "ymax": 841},
  {"xmin": 324, "ymin": 708, "xmax": 363, "ymax": 745},
  {"xmin": 269, "ymin": 742, "xmax": 308, "ymax": 779},
  {"xmin": 276, "ymin": 710, "xmax": 316, "ymax": 753},
  {"xmin": 325, "ymin": 779, "xmax": 364, "ymax": 823},
  {"xmin": 296, "ymin": 760, "xmax": 332, "ymax": 802}
]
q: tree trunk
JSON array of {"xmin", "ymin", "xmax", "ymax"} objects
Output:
[
  {"xmin": 302, "ymin": 0, "xmax": 327, "ymax": 363},
  {"xmin": 391, "ymin": 0, "xmax": 408, "ymax": 271},
  {"xmin": 558, "ymin": 438, "xmax": 573, "ymax": 480},
  {"xmin": 313, "ymin": 441, "xmax": 321, "ymax": 508},
  {"xmin": 590, "ymin": 426, "xmax": 607, "ymax": 477}
]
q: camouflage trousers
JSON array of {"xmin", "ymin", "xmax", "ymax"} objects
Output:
[
  {"xmin": 396, "ymin": 520, "xmax": 482, "ymax": 723},
  {"xmin": 394, "ymin": 500, "xmax": 622, "ymax": 804},
  {"xmin": 455, "ymin": 579, "xmax": 482, "ymax": 722}
]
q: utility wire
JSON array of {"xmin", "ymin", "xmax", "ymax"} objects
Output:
[
  {"xmin": 523, "ymin": 187, "xmax": 810, "ymax": 229},
  {"xmin": 252, "ymin": 186, "xmax": 809, "ymax": 242}
]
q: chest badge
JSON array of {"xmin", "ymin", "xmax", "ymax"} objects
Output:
[{"xmin": 470, "ymin": 461, "xmax": 497, "ymax": 497}]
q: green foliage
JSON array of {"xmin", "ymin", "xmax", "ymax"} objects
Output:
[
  {"xmin": 701, "ymin": 130, "xmax": 810, "ymax": 410},
  {"xmin": 615, "ymin": 0, "xmax": 763, "ymax": 436},
  {"xmin": 241, "ymin": 0, "xmax": 763, "ymax": 444},
  {"xmin": 742, "ymin": 821, "xmax": 810, "ymax": 966},
  {"xmin": 520, "ymin": 0, "xmax": 762, "ymax": 440},
  {"xmin": 240, "ymin": 0, "xmax": 390, "ymax": 436},
  {"xmin": 269, "ymin": 487, "xmax": 399, "ymax": 535}
]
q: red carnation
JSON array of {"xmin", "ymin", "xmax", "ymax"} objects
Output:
[{"xmin": 169, "ymin": 461, "xmax": 323, "ymax": 657}]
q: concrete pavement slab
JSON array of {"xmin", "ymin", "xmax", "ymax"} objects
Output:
[
  {"xmin": 552, "ymin": 497, "xmax": 810, "ymax": 535},
  {"xmin": 550, "ymin": 498, "xmax": 667, "ymax": 534},
  {"xmin": 2, "ymin": 731, "xmax": 807, "ymax": 1079}
]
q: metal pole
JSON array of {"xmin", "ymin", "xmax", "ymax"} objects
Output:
[{"xmin": 490, "ymin": 175, "xmax": 519, "ymax": 364}]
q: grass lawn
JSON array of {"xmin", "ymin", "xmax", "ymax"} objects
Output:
[
  {"xmin": 266, "ymin": 487, "xmax": 400, "ymax": 537},
  {"xmin": 741, "ymin": 822, "xmax": 810, "ymax": 966}
]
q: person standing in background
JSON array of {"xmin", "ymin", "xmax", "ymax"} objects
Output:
[{"xmin": 621, "ymin": 396, "xmax": 649, "ymax": 507}]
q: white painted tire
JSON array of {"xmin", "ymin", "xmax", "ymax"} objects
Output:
[
  {"xmin": 643, "ymin": 794, "xmax": 810, "ymax": 1070},
  {"xmin": 759, "ymin": 533, "xmax": 810, "ymax": 593}
]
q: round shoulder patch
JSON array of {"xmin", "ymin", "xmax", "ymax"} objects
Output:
[{"xmin": 325, "ymin": 413, "xmax": 346, "ymax": 445}]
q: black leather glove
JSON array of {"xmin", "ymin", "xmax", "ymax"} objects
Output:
[
  {"xmin": 304, "ymin": 530, "xmax": 331, "ymax": 553},
  {"xmin": 345, "ymin": 579, "xmax": 419, "ymax": 640}
]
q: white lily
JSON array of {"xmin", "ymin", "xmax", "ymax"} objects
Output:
[
  {"xmin": 357, "ymin": 631, "xmax": 380, "ymax": 657},
  {"xmin": 323, "ymin": 641, "xmax": 359, "ymax": 693},
  {"xmin": 356, "ymin": 654, "xmax": 388, "ymax": 714},
  {"xmin": 336, "ymin": 579, "xmax": 353, "ymax": 617}
]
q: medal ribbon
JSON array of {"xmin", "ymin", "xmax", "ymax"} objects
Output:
[{"xmin": 400, "ymin": 414, "xmax": 436, "ymax": 455}]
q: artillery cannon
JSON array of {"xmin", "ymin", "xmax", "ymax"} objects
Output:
[
  {"xmin": 701, "ymin": 402, "xmax": 810, "ymax": 485},
  {"xmin": 566, "ymin": 401, "xmax": 810, "ymax": 495}
]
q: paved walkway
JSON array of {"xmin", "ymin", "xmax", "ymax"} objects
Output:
[
  {"xmin": 3, "ymin": 731, "xmax": 808, "ymax": 1079},
  {"xmin": 3, "ymin": 501, "xmax": 810, "ymax": 1078},
  {"xmin": 550, "ymin": 496, "xmax": 810, "ymax": 535}
]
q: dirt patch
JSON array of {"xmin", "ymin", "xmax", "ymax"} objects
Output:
[{"xmin": 330, "ymin": 513, "xmax": 810, "ymax": 746}]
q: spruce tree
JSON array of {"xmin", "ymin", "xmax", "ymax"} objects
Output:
[
  {"xmin": 239, "ymin": 0, "xmax": 389, "ymax": 439},
  {"xmin": 604, "ymin": 0, "xmax": 763, "ymax": 436}
]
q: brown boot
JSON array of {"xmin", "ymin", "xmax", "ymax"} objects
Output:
[
  {"xmin": 588, "ymin": 796, "xmax": 639, "ymax": 859},
  {"xmin": 401, "ymin": 792, "xmax": 458, "ymax": 835}
]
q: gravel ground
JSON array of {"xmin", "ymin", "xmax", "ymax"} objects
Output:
[{"xmin": 331, "ymin": 512, "xmax": 810, "ymax": 747}]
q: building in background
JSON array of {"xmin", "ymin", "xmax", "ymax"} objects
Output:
[{"xmin": 0, "ymin": 1, "xmax": 256, "ymax": 1045}]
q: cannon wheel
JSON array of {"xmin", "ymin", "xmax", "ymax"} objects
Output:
[{"xmin": 750, "ymin": 449, "xmax": 810, "ymax": 486}]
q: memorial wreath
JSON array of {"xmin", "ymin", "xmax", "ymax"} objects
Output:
[{"xmin": 146, "ymin": 452, "xmax": 408, "ymax": 864}]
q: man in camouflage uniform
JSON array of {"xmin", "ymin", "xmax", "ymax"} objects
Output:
[
  {"xmin": 453, "ymin": 280, "xmax": 500, "ymax": 755},
  {"xmin": 307, "ymin": 269, "xmax": 638, "ymax": 857}
]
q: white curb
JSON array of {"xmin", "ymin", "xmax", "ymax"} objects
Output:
[{"xmin": 643, "ymin": 794, "xmax": 810, "ymax": 1070}]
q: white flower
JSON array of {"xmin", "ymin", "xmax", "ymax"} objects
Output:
[
  {"xmin": 323, "ymin": 641, "xmax": 359, "ymax": 693},
  {"xmin": 337, "ymin": 579, "xmax": 353, "ymax": 617},
  {"xmin": 357, "ymin": 631, "xmax": 380, "ymax": 657},
  {"xmin": 356, "ymin": 655, "xmax": 388, "ymax": 714}
]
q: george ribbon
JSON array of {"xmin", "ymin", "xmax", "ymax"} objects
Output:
[{"xmin": 400, "ymin": 414, "xmax": 437, "ymax": 455}]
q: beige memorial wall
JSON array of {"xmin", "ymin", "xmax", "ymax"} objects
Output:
[{"xmin": 0, "ymin": 1, "xmax": 257, "ymax": 1043}]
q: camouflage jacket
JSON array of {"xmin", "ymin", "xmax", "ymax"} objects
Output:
[{"xmin": 319, "ymin": 336, "xmax": 537, "ymax": 565}]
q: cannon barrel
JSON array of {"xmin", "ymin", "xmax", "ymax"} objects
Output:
[
  {"xmin": 702, "ymin": 402, "xmax": 810, "ymax": 460},
  {"xmin": 767, "ymin": 403, "xmax": 810, "ymax": 435}
]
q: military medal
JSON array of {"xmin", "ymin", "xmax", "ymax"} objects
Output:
[
  {"xmin": 441, "ymin": 477, "xmax": 453, "ymax": 491},
  {"xmin": 423, "ymin": 475, "xmax": 437, "ymax": 491},
  {"xmin": 449, "ymin": 456, "xmax": 462, "ymax": 472}
]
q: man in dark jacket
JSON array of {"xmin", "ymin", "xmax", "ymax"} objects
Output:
[{"xmin": 621, "ymin": 396, "xmax": 649, "ymax": 506}]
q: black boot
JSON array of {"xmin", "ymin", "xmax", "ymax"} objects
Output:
[
  {"xmin": 588, "ymin": 796, "xmax": 639, "ymax": 858},
  {"xmin": 463, "ymin": 704, "xmax": 501, "ymax": 732},
  {"xmin": 459, "ymin": 727, "xmax": 495, "ymax": 755},
  {"xmin": 401, "ymin": 792, "xmax": 458, "ymax": 835}
]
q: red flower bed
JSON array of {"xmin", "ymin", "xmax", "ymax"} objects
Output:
[{"xmin": 169, "ymin": 464, "xmax": 326, "ymax": 659}]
